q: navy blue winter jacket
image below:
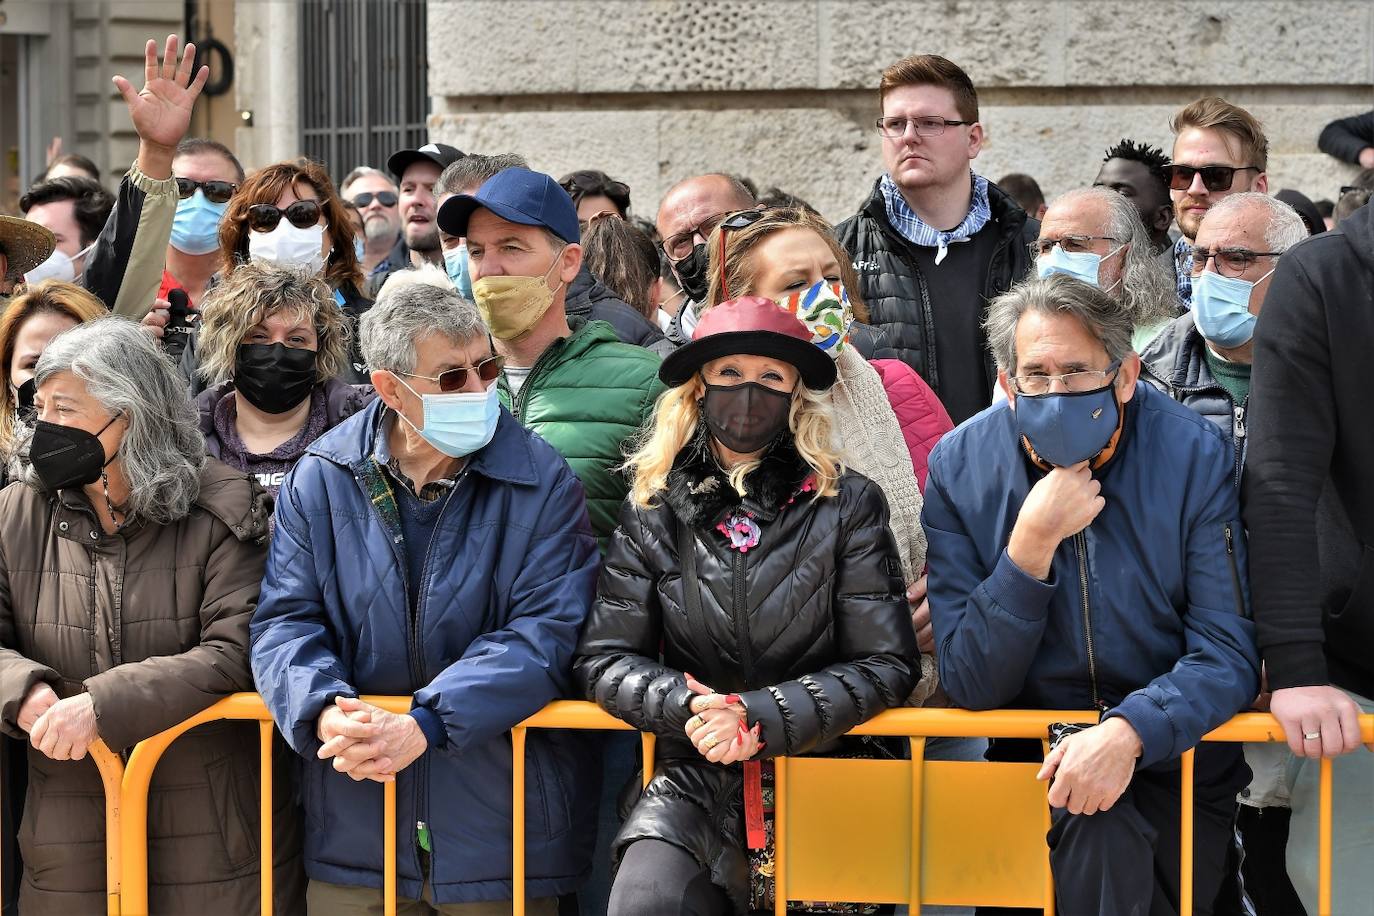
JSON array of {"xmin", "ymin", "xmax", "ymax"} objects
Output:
[
  {"xmin": 250, "ymin": 400, "xmax": 601, "ymax": 904},
  {"xmin": 922, "ymin": 382, "xmax": 1260, "ymax": 768}
]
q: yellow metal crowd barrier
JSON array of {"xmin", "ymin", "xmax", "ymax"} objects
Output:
[{"xmin": 7, "ymin": 695, "xmax": 1370, "ymax": 916}]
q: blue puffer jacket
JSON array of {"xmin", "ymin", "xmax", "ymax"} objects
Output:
[
  {"xmin": 922, "ymin": 382, "xmax": 1260, "ymax": 768},
  {"xmin": 250, "ymin": 399, "xmax": 601, "ymax": 904}
]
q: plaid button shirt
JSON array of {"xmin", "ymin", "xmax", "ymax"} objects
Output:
[
  {"xmin": 1173, "ymin": 237, "xmax": 1194, "ymax": 309},
  {"xmin": 880, "ymin": 171, "xmax": 991, "ymax": 265},
  {"xmin": 373, "ymin": 409, "xmax": 460, "ymax": 502}
]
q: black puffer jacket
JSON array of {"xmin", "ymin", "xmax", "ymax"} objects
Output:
[
  {"xmin": 835, "ymin": 178, "xmax": 1037, "ymax": 400},
  {"xmin": 1139, "ymin": 313, "xmax": 1247, "ymax": 485},
  {"xmin": 574, "ymin": 435, "xmax": 919, "ymax": 912}
]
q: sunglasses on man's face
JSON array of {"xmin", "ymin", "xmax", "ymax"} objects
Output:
[
  {"xmin": 176, "ymin": 178, "xmax": 237, "ymax": 204},
  {"xmin": 247, "ymin": 200, "xmax": 324, "ymax": 233},
  {"xmin": 352, "ymin": 191, "xmax": 398, "ymax": 208},
  {"xmin": 1163, "ymin": 163, "xmax": 1261, "ymax": 193},
  {"xmin": 398, "ymin": 355, "xmax": 505, "ymax": 392}
]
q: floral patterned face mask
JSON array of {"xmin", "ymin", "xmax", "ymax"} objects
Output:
[{"xmin": 775, "ymin": 279, "xmax": 853, "ymax": 359}]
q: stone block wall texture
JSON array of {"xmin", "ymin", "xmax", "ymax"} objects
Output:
[{"xmin": 427, "ymin": 0, "xmax": 1374, "ymax": 223}]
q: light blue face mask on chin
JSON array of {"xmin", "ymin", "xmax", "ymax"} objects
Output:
[{"xmin": 1036, "ymin": 243, "xmax": 1124, "ymax": 294}]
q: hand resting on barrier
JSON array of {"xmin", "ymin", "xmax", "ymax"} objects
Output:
[
  {"xmin": 316, "ymin": 695, "xmax": 428, "ymax": 782},
  {"xmin": 683, "ymin": 672, "xmax": 762, "ymax": 765},
  {"xmin": 1036, "ymin": 716, "xmax": 1142, "ymax": 816}
]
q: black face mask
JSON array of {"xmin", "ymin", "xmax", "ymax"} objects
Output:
[
  {"xmin": 13, "ymin": 378, "xmax": 36, "ymax": 422},
  {"xmin": 702, "ymin": 381, "xmax": 793, "ymax": 454},
  {"xmin": 234, "ymin": 343, "xmax": 317, "ymax": 415},
  {"xmin": 673, "ymin": 243, "xmax": 710, "ymax": 303},
  {"xmin": 30, "ymin": 415, "xmax": 118, "ymax": 491}
]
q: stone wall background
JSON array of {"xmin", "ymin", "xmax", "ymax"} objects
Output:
[{"xmin": 427, "ymin": 0, "xmax": 1374, "ymax": 224}]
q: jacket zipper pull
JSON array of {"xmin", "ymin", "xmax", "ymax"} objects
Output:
[
  {"xmin": 417, "ymin": 820, "xmax": 432, "ymax": 853},
  {"xmin": 1225, "ymin": 525, "xmax": 1235, "ymax": 555},
  {"xmin": 1233, "ymin": 405, "xmax": 1246, "ymax": 441}
]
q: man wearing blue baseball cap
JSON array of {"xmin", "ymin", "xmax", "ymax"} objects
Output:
[{"xmin": 437, "ymin": 168, "xmax": 665, "ymax": 548}]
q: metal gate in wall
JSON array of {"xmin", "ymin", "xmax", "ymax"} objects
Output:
[{"xmin": 299, "ymin": 0, "xmax": 429, "ymax": 181}]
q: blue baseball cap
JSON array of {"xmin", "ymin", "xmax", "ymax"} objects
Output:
[{"xmin": 436, "ymin": 167, "xmax": 580, "ymax": 245}]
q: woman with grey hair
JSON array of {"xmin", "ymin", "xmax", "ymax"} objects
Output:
[{"xmin": 0, "ymin": 316, "xmax": 304, "ymax": 914}]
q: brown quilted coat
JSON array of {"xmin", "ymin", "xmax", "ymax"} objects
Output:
[{"xmin": 0, "ymin": 461, "xmax": 304, "ymax": 915}]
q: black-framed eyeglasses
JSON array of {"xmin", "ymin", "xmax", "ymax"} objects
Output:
[
  {"xmin": 1011, "ymin": 360, "xmax": 1122, "ymax": 397},
  {"xmin": 662, "ymin": 207, "xmax": 764, "ymax": 261},
  {"xmin": 176, "ymin": 178, "xmax": 237, "ymax": 204},
  {"xmin": 716, "ymin": 209, "xmax": 771, "ymax": 301},
  {"xmin": 351, "ymin": 191, "xmax": 398, "ymax": 208},
  {"xmin": 1029, "ymin": 235, "xmax": 1123, "ymax": 258},
  {"xmin": 1163, "ymin": 164, "xmax": 1261, "ymax": 193},
  {"xmin": 1188, "ymin": 246, "xmax": 1284, "ymax": 278},
  {"xmin": 875, "ymin": 116, "xmax": 975, "ymax": 139},
  {"xmin": 397, "ymin": 355, "xmax": 505, "ymax": 392},
  {"xmin": 247, "ymin": 200, "xmax": 324, "ymax": 233}
]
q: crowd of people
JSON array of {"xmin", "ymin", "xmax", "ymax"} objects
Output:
[{"xmin": 0, "ymin": 32, "xmax": 1372, "ymax": 916}]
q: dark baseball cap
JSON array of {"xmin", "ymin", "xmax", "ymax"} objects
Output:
[
  {"xmin": 436, "ymin": 167, "xmax": 580, "ymax": 244},
  {"xmin": 386, "ymin": 142, "xmax": 465, "ymax": 181}
]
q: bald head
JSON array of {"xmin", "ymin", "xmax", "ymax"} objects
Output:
[{"xmin": 655, "ymin": 174, "xmax": 756, "ymax": 248}]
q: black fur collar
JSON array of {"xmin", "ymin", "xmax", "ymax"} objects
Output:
[{"xmin": 663, "ymin": 428, "xmax": 812, "ymax": 530}]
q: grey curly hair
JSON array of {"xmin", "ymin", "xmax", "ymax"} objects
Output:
[{"xmin": 30, "ymin": 317, "xmax": 205, "ymax": 523}]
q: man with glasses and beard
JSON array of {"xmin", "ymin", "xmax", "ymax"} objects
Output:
[
  {"xmin": 654, "ymin": 173, "xmax": 758, "ymax": 348},
  {"xmin": 1165, "ymin": 98, "xmax": 1269, "ymax": 308},
  {"xmin": 340, "ymin": 166, "xmax": 405, "ymax": 277},
  {"xmin": 837, "ymin": 54, "xmax": 1037, "ymax": 425}
]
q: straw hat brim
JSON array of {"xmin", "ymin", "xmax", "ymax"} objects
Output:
[{"xmin": 0, "ymin": 216, "xmax": 57, "ymax": 280}]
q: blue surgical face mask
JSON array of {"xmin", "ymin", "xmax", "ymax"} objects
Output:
[
  {"xmin": 1013, "ymin": 378, "xmax": 1121, "ymax": 468},
  {"xmin": 395, "ymin": 376, "xmax": 499, "ymax": 458},
  {"xmin": 353, "ymin": 236, "xmax": 366, "ymax": 263},
  {"xmin": 1191, "ymin": 268, "xmax": 1271, "ymax": 349},
  {"xmin": 170, "ymin": 190, "xmax": 227, "ymax": 256},
  {"xmin": 1036, "ymin": 243, "xmax": 1124, "ymax": 294},
  {"xmin": 444, "ymin": 242, "xmax": 472, "ymax": 299}
]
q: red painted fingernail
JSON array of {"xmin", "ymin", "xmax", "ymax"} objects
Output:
[{"xmin": 725, "ymin": 694, "xmax": 741, "ymax": 705}]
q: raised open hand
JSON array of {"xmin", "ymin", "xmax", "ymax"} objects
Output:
[{"xmin": 112, "ymin": 35, "xmax": 209, "ymax": 154}]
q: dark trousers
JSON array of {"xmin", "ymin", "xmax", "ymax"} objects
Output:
[
  {"xmin": 1, "ymin": 737, "xmax": 24, "ymax": 916},
  {"xmin": 608, "ymin": 839, "xmax": 731, "ymax": 916},
  {"xmin": 981, "ymin": 741, "xmax": 1247, "ymax": 916}
]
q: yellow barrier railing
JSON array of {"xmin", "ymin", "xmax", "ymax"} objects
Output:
[{"xmin": 5, "ymin": 696, "xmax": 1368, "ymax": 915}]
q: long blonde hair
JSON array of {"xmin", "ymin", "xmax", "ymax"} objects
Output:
[{"xmin": 625, "ymin": 372, "xmax": 844, "ymax": 508}]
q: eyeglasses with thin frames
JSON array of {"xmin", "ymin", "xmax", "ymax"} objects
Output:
[
  {"xmin": 875, "ymin": 116, "xmax": 975, "ymax": 139},
  {"xmin": 1010, "ymin": 360, "xmax": 1122, "ymax": 397}
]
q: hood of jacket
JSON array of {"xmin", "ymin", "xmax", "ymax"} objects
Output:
[
  {"xmin": 196, "ymin": 377, "xmax": 375, "ymax": 461},
  {"xmin": 566, "ymin": 264, "xmax": 669, "ymax": 352}
]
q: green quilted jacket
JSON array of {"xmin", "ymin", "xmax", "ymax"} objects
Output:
[{"xmin": 498, "ymin": 318, "xmax": 666, "ymax": 548}]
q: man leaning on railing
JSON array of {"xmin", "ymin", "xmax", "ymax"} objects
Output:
[
  {"xmin": 922, "ymin": 275, "xmax": 1260, "ymax": 915},
  {"xmin": 249, "ymin": 274, "xmax": 603, "ymax": 914}
]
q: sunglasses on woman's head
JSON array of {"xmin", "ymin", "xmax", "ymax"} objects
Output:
[
  {"xmin": 247, "ymin": 200, "xmax": 324, "ymax": 233},
  {"xmin": 398, "ymin": 355, "xmax": 505, "ymax": 392},
  {"xmin": 176, "ymin": 178, "xmax": 237, "ymax": 204}
]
